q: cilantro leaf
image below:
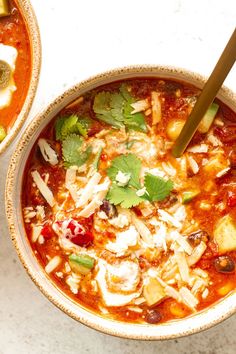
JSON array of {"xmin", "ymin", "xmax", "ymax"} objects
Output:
[
  {"xmin": 93, "ymin": 85, "xmax": 147, "ymax": 132},
  {"xmin": 60, "ymin": 115, "xmax": 78, "ymax": 139},
  {"xmin": 107, "ymin": 183, "xmax": 143, "ymax": 208},
  {"xmin": 78, "ymin": 117, "xmax": 92, "ymax": 131},
  {"xmin": 144, "ymin": 173, "xmax": 173, "ymax": 202},
  {"xmin": 121, "ymin": 85, "xmax": 147, "ymax": 133},
  {"xmin": 110, "ymin": 93, "xmax": 125, "ymax": 121},
  {"xmin": 92, "ymin": 146, "xmax": 103, "ymax": 171},
  {"xmin": 55, "ymin": 117, "xmax": 67, "ymax": 140},
  {"xmin": 124, "ymin": 110, "xmax": 148, "ymax": 132},
  {"xmin": 93, "ymin": 92, "xmax": 124, "ymax": 128},
  {"xmin": 74, "ymin": 121, "xmax": 88, "ymax": 137},
  {"xmin": 107, "ymin": 154, "xmax": 141, "ymax": 189},
  {"xmin": 55, "ymin": 115, "xmax": 90, "ymax": 140},
  {"xmin": 119, "ymin": 83, "xmax": 132, "ymax": 102},
  {"xmin": 62, "ymin": 134, "xmax": 91, "ymax": 167}
]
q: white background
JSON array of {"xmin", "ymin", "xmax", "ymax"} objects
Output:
[{"xmin": 0, "ymin": 0, "xmax": 236, "ymax": 353}]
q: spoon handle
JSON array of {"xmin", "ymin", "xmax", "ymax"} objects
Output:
[{"xmin": 172, "ymin": 27, "xmax": 236, "ymax": 158}]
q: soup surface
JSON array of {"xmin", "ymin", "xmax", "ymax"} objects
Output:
[
  {"xmin": 0, "ymin": 0, "xmax": 31, "ymax": 143},
  {"xmin": 22, "ymin": 78, "xmax": 236, "ymax": 324}
]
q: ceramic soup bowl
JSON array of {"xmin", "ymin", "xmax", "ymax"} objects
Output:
[
  {"xmin": 6, "ymin": 66, "xmax": 236, "ymax": 340},
  {"xmin": 0, "ymin": 0, "xmax": 41, "ymax": 154}
]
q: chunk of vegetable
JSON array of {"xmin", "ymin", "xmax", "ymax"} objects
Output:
[
  {"xmin": 182, "ymin": 190, "xmax": 200, "ymax": 204},
  {"xmin": 198, "ymin": 103, "xmax": 219, "ymax": 133},
  {"xmin": 217, "ymin": 281, "xmax": 234, "ymax": 296},
  {"xmin": 69, "ymin": 254, "xmax": 95, "ymax": 275},
  {"xmin": 143, "ymin": 277, "xmax": 166, "ymax": 306},
  {"xmin": 0, "ymin": 59, "xmax": 11, "ymax": 89},
  {"xmin": 0, "ymin": 125, "xmax": 6, "ymax": 142},
  {"xmin": 0, "ymin": 0, "xmax": 9, "ymax": 17},
  {"xmin": 167, "ymin": 120, "xmax": 185, "ymax": 141},
  {"xmin": 214, "ymin": 214, "xmax": 236, "ymax": 253}
]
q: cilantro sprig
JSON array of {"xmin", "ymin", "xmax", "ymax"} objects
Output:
[
  {"xmin": 107, "ymin": 153, "xmax": 141, "ymax": 189},
  {"xmin": 93, "ymin": 84, "xmax": 147, "ymax": 132},
  {"xmin": 107, "ymin": 184, "xmax": 143, "ymax": 208},
  {"xmin": 106, "ymin": 153, "xmax": 174, "ymax": 208},
  {"xmin": 144, "ymin": 173, "xmax": 174, "ymax": 202},
  {"xmin": 55, "ymin": 115, "xmax": 93, "ymax": 168},
  {"xmin": 62, "ymin": 134, "xmax": 92, "ymax": 168},
  {"xmin": 55, "ymin": 114, "xmax": 91, "ymax": 140}
]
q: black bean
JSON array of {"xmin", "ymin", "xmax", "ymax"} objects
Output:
[
  {"xmin": 214, "ymin": 256, "xmax": 235, "ymax": 273},
  {"xmin": 100, "ymin": 200, "xmax": 117, "ymax": 219},
  {"xmin": 144, "ymin": 309, "xmax": 162, "ymax": 324},
  {"xmin": 187, "ymin": 230, "xmax": 209, "ymax": 247}
]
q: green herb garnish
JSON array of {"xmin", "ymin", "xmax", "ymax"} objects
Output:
[
  {"xmin": 55, "ymin": 114, "xmax": 91, "ymax": 140},
  {"xmin": 93, "ymin": 84, "xmax": 147, "ymax": 132},
  {"xmin": 107, "ymin": 184, "xmax": 143, "ymax": 208},
  {"xmin": 106, "ymin": 153, "xmax": 173, "ymax": 208},
  {"xmin": 62, "ymin": 134, "xmax": 91, "ymax": 167},
  {"xmin": 55, "ymin": 116, "xmax": 67, "ymax": 140},
  {"xmin": 92, "ymin": 146, "xmax": 103, "ymax": 171},
  {"xmin": 107, "ymin": 153, "xmax": 141, "ymax": 189},
  {"xmin": 144, "ymin": 173, "xmax": 174, "ymax": 202}
]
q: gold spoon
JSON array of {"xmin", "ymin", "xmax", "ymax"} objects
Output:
[{"xmin": 172, "ymin": 27, "xmax": 236, "ymax": 157}]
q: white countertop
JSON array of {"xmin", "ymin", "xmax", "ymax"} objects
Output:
[{"xmin": 0, "ymin": 1, "xmax": 236, "ymax": 353}]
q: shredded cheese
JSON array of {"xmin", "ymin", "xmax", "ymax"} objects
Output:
[
  {"xmin": 151, "ymin": 91, "xmax": 162, "ymax": 124},
  {"xmin": 31, "ymin": 170, "xmax": 55, "ymax": 207},
  {"xmin": 38, "ymin": 139, "xmax": 58, "ymax": 166},
  {"xmin": 45, "ymin": 256, "xmax": 61, "ymax": 274},
  {"xmin": 76, "ymin": 172, "xmax": 102, "ymax": 208}
]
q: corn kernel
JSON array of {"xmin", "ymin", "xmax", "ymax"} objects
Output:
[
  {"xmin": 170, "ymin": 303, "xmax": 186, "ymax": 318},
  {"xmin": 199, "ymin": 201, "xmax": 211, "ymax": 210},
  {"xmin": 167, "ymin": 120, "xmax": 185, "ymax": 141},
  {"xmin": 217, "ymin": 282, "xmax": 234, "ymax": 296}
]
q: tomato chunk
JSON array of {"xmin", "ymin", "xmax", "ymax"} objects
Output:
[
  {"xmin": 214, "ymin": 125, "xmax": 236, "ymax": 144},
  {"xmin": 41, "ymin": 224, "xmax": 53, "ymax": 239},
  {"xmin": 67, "ymin": 219, "xmax": 93, "ymax": 247},
  {"xmin": 227, "ymin": 191, "xmax": 236, "ymax": 207}
]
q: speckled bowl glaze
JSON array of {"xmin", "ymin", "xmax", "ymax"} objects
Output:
[
  {"xmin": 6, "ymin": 66, "xmax": 236, "ymax": 340},
  {"xmin": 0, "ymin": 0, "xmax": 41, "ymax": 155}
]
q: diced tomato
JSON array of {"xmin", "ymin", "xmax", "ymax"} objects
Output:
[
  {"xmin": 41, "ymin": 224, "xmax": 53, "ymax": 239},
  {"xmin": 214, "ymin": 125, "xmax": 236, "ymax": 144},
  {"xmin": 227, "ymin": 190, "xmax": 236, "ymax": 207},
  {"xmin": 70, "ymin": 230, "xmax": 93, "ymax": 247},
  {"xmin": 101, "ymin": 153, "xmax": 108, "ymax": 161},
  {"xmin": 229, "ymin": 150, "xmax": 236, "ymax": 169},
  {"xmin": 67, "ymin": 220, "xmax": 78, "ymax": 234},
  {"xmin": 66, "ymin": 219, "xmax": 93, "ymax": 247}
]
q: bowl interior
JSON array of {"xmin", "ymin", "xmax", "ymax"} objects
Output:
[
  {"xmin": 0, "ymin": 0, "xmax": 41, "ymax": 155},
  {"xmin": 6, "ymin": 66, "xmax": 236, "ymax": 340}
]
